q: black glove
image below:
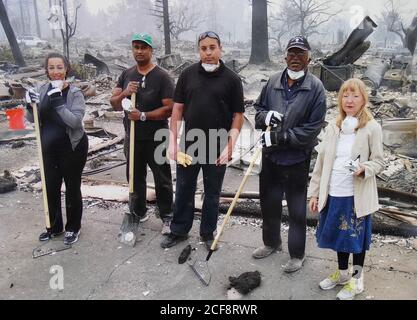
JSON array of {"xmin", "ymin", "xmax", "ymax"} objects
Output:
[
  {"xmin": 47, "ymin": 87, "xmax": 64, "ymax": 109},
  {"xmin": 261, "ymin": 129, "xmax": 288, "ymax": 148},
  {"xmin": 49, "ymin": 95, "xmax": 65, "ymax": 109}
]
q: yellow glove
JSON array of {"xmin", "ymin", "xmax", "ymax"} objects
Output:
[{"xmin": 177, "ymin": 152, "xmax": 193, "ymax": 167}]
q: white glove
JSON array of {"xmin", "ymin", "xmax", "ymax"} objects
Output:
[
  {"xmin": 47, "ymin": 87, "xmax": 62, "ymax": 97},
  {"xmin": 47, "ymin": 80, "xmax": 63, "ymax": 97},
  {"xmin": 25, "ymin": 89, "xmax": 40, "ymax": 103},
  {"xmin": 265, "ymin": 111, "xmax": 283, "ymax": 128},
  {"xmin": 50, "ymin": 80, "xmax": 64, "ymax": 89},
  {"xmin": 122, "ymin": 98, "xmax": 133, "ymax": 112}
]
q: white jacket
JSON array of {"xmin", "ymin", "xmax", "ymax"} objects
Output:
[{"xmin": 307, "ymin": 119, "xmax": 386, "ymax": 218}]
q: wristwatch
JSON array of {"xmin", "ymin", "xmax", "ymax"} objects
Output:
[{"xmin": 140, "ymin": 112, "xmax": 147, "ymax": 122}]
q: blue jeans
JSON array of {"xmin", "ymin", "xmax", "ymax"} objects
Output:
[{"xmin": 170, "ymin": 164, "xmax": 227, "ymax": 239}]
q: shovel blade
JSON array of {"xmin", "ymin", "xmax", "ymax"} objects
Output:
[
  {"xmin": 118, "ymin": 212, "xmax": 140, "ymax": 247},
  {"xmin": 32, "ymin": 242, "xmax": 72, "ymax": 259},
  {"xmin": 189, "ymin": 259, "xmax": 211, "ymax": 286}
]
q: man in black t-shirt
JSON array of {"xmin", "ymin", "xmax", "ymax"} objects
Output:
[
  {"xmin": 110, "ymin": 34, "xmax": 174, "ymax": 235},
  {"xmin": 160, "ymin": 31, "xmax": 245, "ymax": 250}
]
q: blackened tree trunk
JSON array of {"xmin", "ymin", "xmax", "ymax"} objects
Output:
[
  {"xmin": 249, "ymin": 0, "xmax": 270, "ymax": 64},
  {"xmin": 19, "ymin": 0, "xmax": 25, "ymax": 35},
  {"xmin": 162, "ymin": 0, "xmax": 171, "ymax": 54},
  {"xmin": 62, "ymin": 0, "xmax": 68, "ymax": 58},
  {"xmin": 49, "ymin": 0, "xmax": 56, "ymax": 39},
  {"xmin": 59, "ymin": 0, "xmax": 80, "ymax": 60},
  {"xmin": 33, "ymin": 0, "xmax": 41, "ymax": 38},
  {"xmin": 0, "ymin": 0, "xmax": 26, "ymax": 66}
]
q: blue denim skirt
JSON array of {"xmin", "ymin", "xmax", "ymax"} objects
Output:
[{"xmin": 316, "ymin": 195, "xmax": 372, "ymax": 254}]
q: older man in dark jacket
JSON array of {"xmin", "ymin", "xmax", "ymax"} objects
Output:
[{"xmin": 253, "ymin": 36, "xmax": 326, "ymax": 273}]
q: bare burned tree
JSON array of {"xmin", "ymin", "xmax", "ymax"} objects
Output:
[
  {"xmin": 404, "ymin": 16, "xmax": 417, "ymax": 55},
  {"xmin": 18, "ymin": 0, "xmax": 25, "ymax": 35},
  {"xmin": 287, "ymin": 0, "xmax": 340, "ymax": 38},
  {"xmin": 152, "ymin": 0, "xmax": 171, "ymax": 54},
  {"xmin": 58, "ymin": 0, "xmax": 81, "ymax": 60},
  {"xmin": 33, "ymin": 0, "xmax": 41, "ymax": 38},
  {"xmin": 169, "ymin": 2, "xmax": 204, "ymax": 41},
  {"xmin": 380, "ymin": 0, "xmax": 406, "ymax": 47},
  {"xmin": 49, "ymin": 0, "xmax": 56, "ymax": 38},
  {"xmin": 152, "ymin": 0, "xmax": 203, "ymax": 52},
  {"xmin": 0, "ymin": 0, "xmax": 26, "ymax": 66},
  {"xmin": 249, "ymin": 0, "xmax": 270, "ymax": 65},
  {"xmin": 269, "ymin": 1, "xmax": 298, "ymax": 51}
]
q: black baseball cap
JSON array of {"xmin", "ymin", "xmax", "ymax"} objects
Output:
[{"xmin": 286, "ymin": 36, "xmax": 311, "ymax": 51}]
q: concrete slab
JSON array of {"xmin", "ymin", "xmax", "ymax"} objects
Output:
[{"xmin": 0, "ymin": 190, "xmax": 416, "ymax": 300}]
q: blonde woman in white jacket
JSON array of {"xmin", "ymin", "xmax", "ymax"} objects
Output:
[{"xmin": 308, "ymin": 78, "xmax": 385, "ymax": 300}]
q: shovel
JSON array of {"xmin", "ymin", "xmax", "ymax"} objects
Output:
[
  {"xmin": 22, "ymin": 87, "xmax": 72, "ymax": 258},
  {"xmin": 118, "ymin": 93, "xmax": 141, "ymax": 247},
  {"xmin": 26, "ymin": 96, "xmax": 51, "ymax": 232},
  {"xmin": 20, "ymin": 85, "xmax": 50, "ymax": 230},
  {"xmin": 190, "ymin": 127, "xmax": 271, "ymax": 286}
]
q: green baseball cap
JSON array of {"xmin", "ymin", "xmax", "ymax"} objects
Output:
[{"xmin": 131, "ymin": 33, "xmax": 153, "ymax": 48}]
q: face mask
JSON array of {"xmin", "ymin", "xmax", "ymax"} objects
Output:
[
  {"xmin": 287, "ymin": 69, "xmax": 305, "ymax": 80},
  {"xmin": 202, "ymin": 62, "xmax": 220, "ymax": 73},
  {"xmin": 341, "ymin": 116, "xmax": 358, "ymax": 134}
]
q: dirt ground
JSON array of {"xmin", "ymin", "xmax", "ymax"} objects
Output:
[{"xmin": 0, "ymin": 189, "xmax": 416, "ymax": 301}]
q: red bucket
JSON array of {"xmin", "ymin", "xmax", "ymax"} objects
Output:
[{"xmin": 6, "ymin": 108, "xmax": 25, "ymax": 130}]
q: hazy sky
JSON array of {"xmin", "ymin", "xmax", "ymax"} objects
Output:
[
  {"xmin": 85, "ymin": 0, "xmax": 115, "ymax": 14},
  {"xmin": 85, "ymin": 0, "xmax": 413, "ymax": 16},
  {"xmin": 82, "ymin": 0, "xmax": 416, "ymax": 43}
]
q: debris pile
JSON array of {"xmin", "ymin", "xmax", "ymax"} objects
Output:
[
  {"xmin": 0, "ymin": 170, "xmax": 17, "ymax": 194},
  {"xmin": 228, "ymin": 271, "xmax": 261, "ymax": 295},
  {"xmin": 0, "ymin": 36, "xmax": 415, "ymax": 239}
]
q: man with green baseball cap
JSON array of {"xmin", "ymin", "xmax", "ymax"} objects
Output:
[
  {"xmin": 110, "ymin": 33, "xmax": 175, "ymax": 239},
  {"xmin": 131, "ymin": 33, "xmax": 153, "ymax": 48}
]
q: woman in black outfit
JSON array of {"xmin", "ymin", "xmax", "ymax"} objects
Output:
[{"xmin": 26, "ymin": 53, "xmax": 88, "ymax": 245}]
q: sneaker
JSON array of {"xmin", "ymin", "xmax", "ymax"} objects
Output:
[
  {"xmin": 252, "ymin": 244, "xmax": 282, "ymax": 259},
  {"xmin": 283, "ymin": 257, "xmax": 305, "ymax": 273},
  {"xmin": 161, "ymin": 220, "xmax": 171, "ymax": 235},
  {"xmin": 39, "ymin": 231, "xmax": 64, "ymax": 242},
  {"xmin": 336, "ymin": 275, "xmax": 364, "ymax": 300},
  {"xmin": 63, "ymin": 230, "xmax": 80, "ymax": 245},
  {"xmin": 204, "ymin": 239, "xmax": 218, "ymax": 251},
  {"xmin": 319, "ymin": 270, "xmax": 351, "ymax": 290},
  {"xmin": 139, "ymin": 213, "xmax": 150, "ymax": 223},
  {"xmin": 160, "ymin": 233, "xmax": 188, "ymax": 249}
]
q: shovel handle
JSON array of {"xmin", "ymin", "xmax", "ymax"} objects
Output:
[
  {"xmin": 129, "ymin": 93, "xmax": 136, "ymax": 193},
  {"xmin": 32, "ymin": 102, "xmax": 50, "ymax": 229},
  {"xmin": 208, "ymin": 126, "xmax": 272, "ymax": 255}
]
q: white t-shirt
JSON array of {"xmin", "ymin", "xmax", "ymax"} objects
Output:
[{"xmin": 329, "ymin": 133, "xmax": 356, "ymax": 197}]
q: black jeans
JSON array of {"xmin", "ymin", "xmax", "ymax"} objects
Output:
[
  {"xmin": 170, "ymin": 164, "xmax": 227, "ymax": 239},
  {"xmin": 259, "ymin": 155, "xmax": 311, "ymax": 259},
  {"xmin": 124, "ymin": 138, "xmax": 173, "ymax": 221},
  {"xmin": 43, "ymin": 134, "xmax": 88, "ymax": 233}
]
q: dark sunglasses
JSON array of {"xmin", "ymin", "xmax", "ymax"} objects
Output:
[{"xmin": 198, "ymin": 31, "xmax": 221, "ymax": 44}]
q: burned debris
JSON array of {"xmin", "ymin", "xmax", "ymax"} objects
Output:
[
  {"xmin": 311, "ymin": 16, "xmax": 377, "ymax": 92},
  {"xmin": 0, "ymin": 0, "xmax": 415, "ymax": 262}
]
